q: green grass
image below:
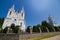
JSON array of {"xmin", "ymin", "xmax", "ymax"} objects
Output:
[{"xmin": 28, "ymin": 33, "xmax": 60, "ymax": 40}]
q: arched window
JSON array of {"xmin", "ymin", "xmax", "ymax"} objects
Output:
[
  {"xmin": 21, "ymin": 13, "xmax": 23, "ymax": 17},
  {"xmin": 11, "ymin": 23, "xmax": 15, "ymax": 29}
]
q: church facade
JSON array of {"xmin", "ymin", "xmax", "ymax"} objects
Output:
[{"xmin": 2, "ymin": 5, "xmax": 26, "ymax": 32}]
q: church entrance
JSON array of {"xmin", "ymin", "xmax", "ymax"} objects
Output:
[{"xmin": 11, "ymin": 23, "xmax": 15, "ymax": 29}]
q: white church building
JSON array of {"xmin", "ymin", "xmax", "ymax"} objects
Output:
[
  {"xmin": 2, "ymin": 5, "xmax": 26, "ymax": 32},
  {"xmin": 48, "ymin": 15, "xmax": 58, "ymax": 26}
]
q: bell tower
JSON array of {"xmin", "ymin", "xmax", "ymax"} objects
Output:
[
  {"xmin": 20, "ymin": 7, "xmax": 25, "ymax": 19},
  {"xmin": 48, "ymin": 15, "xmax": 58, "ymax": 26},
  {"xmin": 7, "ymin": 5, "xmax": 15, "ymax": 18}
]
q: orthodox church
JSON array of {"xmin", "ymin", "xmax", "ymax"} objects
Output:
[
  {"xmin": 48, "ymin": 15, "xmax": 58, "ymax": 26},
  {"xmin": 2, "ymin": 5, "xmax": 26, "ymax": 32}
]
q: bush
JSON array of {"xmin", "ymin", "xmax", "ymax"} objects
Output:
[
  {"xmin": 0, "ymin": 25, "xmax": 2, "ymax": 29},
  {"xmin": 13, "ymin": 25, "xmax": 20, "ymax": 33},
  {"xmin": 26, "ymin": 26, "xmax": 31, "ymax": 33},
  {"xmin": 47, "ymin": 26, "xmax": 54, "ymax": 32},
  {"xmin": 33, "ymin": 25, "xmax": 39, "ymax": 33},
  {"xmin": 54, "ymin": 26, "xmax": 59, "ymax": 31},
  {"xmin": 40, "ymin": 25, "xmax": 47, "ymax": 32},
  {"xmin": 3, "ymin": 27, "xmax": 8, "ymax": 33}
]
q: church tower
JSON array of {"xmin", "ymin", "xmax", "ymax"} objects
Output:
[
  {"xmin": 2, "ymin": 5, "xmax": 26, "ymax": 32},
  {"xmin": 7, "ymin": 5, "xmax": 15, "ymax": 18},
  {"xmin": 48, "ymin": 15, "xmax": 58, "ymax": 26},
  {"xmin": 19, "ymin": 7, "xmax": 26, "ymax": 32},
  {"xmin": 20, "ymin": 7, "xmax": 25, "ymax": 19}
]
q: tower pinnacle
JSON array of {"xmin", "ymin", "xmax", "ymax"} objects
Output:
[
  {"xmin": 12, "ymin": 5, "xmax": 14, "ymax": 9},
  {"xmin": 9, "ymin": 5, "xmax": 15, "ymax": 12}
]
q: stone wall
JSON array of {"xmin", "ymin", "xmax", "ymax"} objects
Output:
[
  {"xmin": 0, "ymin": 33, "xmax": 19, "ymax": 40},
  {"xmin": 0, "ymin": 32, "xmax": 60, "ymax": 40}
]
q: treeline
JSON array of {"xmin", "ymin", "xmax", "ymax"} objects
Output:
[
  {"xmin": 0, "ymin": 18, "xmax": 4, "ymax": 29},
  {"xmin": 26, "ymin": 20, "xmax": 60, "ymax": 33}
]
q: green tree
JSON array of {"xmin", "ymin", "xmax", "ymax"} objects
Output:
[
  {"xmin": 3, "ymin": 27, "xmax": 8, "ymax": 33},
  {"xmin": 58, "ymin": 26, "xmax": 60, "ymax": 31},
  {"xmin": 37, "ymin": 24, "xmax": 41, "ymax": 28},
  {"xmin": 0, "ymin": 18, "xmax": 4, "ymax": 29},
  {"xmin": 33, "ymin": 25, "xmax": 39, "ymax": 33},
  {"xmin": 26, "ymin": 26, "xmax": 31, "ymax": 33},
  {"xmin": 37, "ymin": 24, "xmax": 42, "ymax": 33},
  {"xmin": 41, "ymin": 20, "xmax": 49, "ymax": 32},
  {"xmin": 40, "ymin": 25, "xmax": 47, "ymax": 32},
  {"xmin": 54, "ymin": 26, "xmax": 59, "ymax": 31},
  {"xmin": 13, "ymin": 25, "xmax": 20, "ymax": 33},
  {"xmin": 47, "ymin": 26, "xmax": 54, "ymax": 32},
  {"xmin": 58, "ymin": 26, "xmax": 60, "ymax": 28}
]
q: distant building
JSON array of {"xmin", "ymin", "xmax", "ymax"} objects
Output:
[
  {"xmin": 2, "ymin": 5, "xmax": 26, "ymax": 32},
  {"xmin": 48, "ymin": 15, "xmax": 58, "ymax": 26}
]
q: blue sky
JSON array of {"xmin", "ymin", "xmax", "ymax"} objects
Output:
[{"xmin": 0, "ymin": 0, "xmax": 60, "ymax": 26}]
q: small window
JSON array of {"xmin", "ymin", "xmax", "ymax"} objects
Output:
[{"xmin": 14, "ymin": 19, "xmax": 16, "ymax": 21}]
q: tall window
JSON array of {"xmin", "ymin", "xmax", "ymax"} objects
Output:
[
  {"xmin": 21, "ymin": 13, "xmax": 23, "ymax": 17},
  {"xmin": 9, "ymin": 11, "xmax": 12, "ymax": 15},
  {"xmin": 20, "ymin": 22, "xmax": 22, "ymax": 27}
]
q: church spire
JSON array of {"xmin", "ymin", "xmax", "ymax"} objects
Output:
[
  {"xmin": 9, "ymin": 4, "xmax": 15, "ymax": 12},
  {"xmin": 11, "ymin": 5, "xmax": 14, "ymax": 10},
  {"xmin": 7, "ymin": 4, "xmax": 15, "ymax": 17},
  {"xmin": 21, "ymin": 6, "xmax": 24, "ymax": 12},
  {"xmin": 22, "ymin": 6, "xmax": 24, "ymax": 11},
  {"xmin": 19, "ymin": 6, "xmax": 25, "ymax": 19},
  {"xmin": 19, "ymin": 6, "xmax": 25, "ymax": 13},
  {"xmin": 12, "ymin": 5, "xmax": 14, "ymax": 9}
]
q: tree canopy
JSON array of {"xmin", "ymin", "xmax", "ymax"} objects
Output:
[{"xmin": 0, "ymin": 18, "xmax": 4, "ymax": 29}]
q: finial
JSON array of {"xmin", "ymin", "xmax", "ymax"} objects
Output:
[
  {"xmin": 19, "ymin": 6, "xmax": 25, "ymax": 13},
  {"xmin": 10, "ymin": 4, "xmax": 15, "ymax": 11},
  {"xmin": 20, "ymin": 6, "xmax": 24, "ymax": 13},
  {"xmin": 22, "ymin": 6, "xmax": 24, "ymax": 11},
  {"xmin": 12, "ymin": 4, "xmax": 14, "ymax": 9}
]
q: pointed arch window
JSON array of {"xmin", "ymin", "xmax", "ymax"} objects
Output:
[
  {"xmin": 9, "ymin": 11, "xmax": 12, "ymax": 15},
  {"xmin": 21, "ymin": 13, "xmax": 23, "ymax": 17}
]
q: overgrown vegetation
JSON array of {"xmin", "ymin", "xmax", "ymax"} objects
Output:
[
  {"xmin": 26, "ymin": 20, "xmax": 60, "ymax": 33},
  {"xmin": 13, "ymin": 25, "xmax": 20, "ymax": 33},
  {"xmin": 26, "ymin": 26, "xmax": 31, "ymax": 33},
  {"xmin": 0, "ymin": 18, "xmax": 4, "ymax": 30},
  {"xmin": 3, "ymin": 27, "xmax": 8, "ymax": 33}
]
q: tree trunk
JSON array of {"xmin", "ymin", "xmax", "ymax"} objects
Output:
[
  {"xmin": 39, "ymin": 27, "xmax": 42, "ymax": 34},
  {"xmin": 46, "ymin": 27, "xmax": 49, "ymax": 33},
  {"xmin": 29, "ymin": 27, "xmax": 33, "ymax": 34},
  {"xmin": 52, "ymin": 27, "xmax": 55, "ymax": 32}
]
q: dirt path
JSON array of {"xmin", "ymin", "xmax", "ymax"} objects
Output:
[{"xmin": 42, "ymin": 35, "xmax": 60, "ymax": 40}]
